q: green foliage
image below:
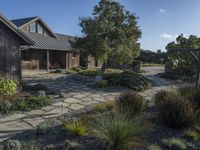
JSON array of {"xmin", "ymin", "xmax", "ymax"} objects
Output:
[
  {"xmin": 66, "ymin": 69, "xmax": 76, "ymax": 74},
  {"xmin": 184, "ymin": 130, "xmax": 199, "ymax": 141},
  {"xmin": 117, "ymin": 91, "xmax": 145, "ymax": 116},
  {"xmin": 148, "ymin": 144, "xmax": 162, "ymax": 150},
  {"xmin": 93, "ymin": 112, "xmax": 146, "ymax": 150},
  {"xmin": 155, "ymin": 91, "xmax": 194, "ymax": 128},
  {"xmin": 70, "ymin": 66, "xmax": 85, "ymax": 72},
  {"xmin": 4, "ymin": 140, "xmax": 21, "ymax": 150},
  {"xmin": 76, "ymin": 0, "xmax": 141, "ymax": 66},
  {"xmin": 36, "ymin": 123, "xmax": 49, "ymax": 136},
  {"xmin": 93, "ymin": 101, "xmax": 116, "ymax": 112},
  {"xmin": 78, "ymin": 69, "xmax": 97, "ymax": 76},
  {"xmin": 0, "ymin": 100, "xmax": 12, "ymax": 114},
  {"xmin": 104, "ymin": 69, "xmax": 150, "ymax": 91},
  {"xmin": 50, "ymin": 69, "xmax": 63, "ymax": 73},
  {"xmin": 194, "ymin": 125, "xmax": 200, "ymax": 134},
  {"xmin": 63, "ymin": 119, "xmax": 88, "ymax": 136},
  {"xmin": 166, "ymin": 34, "xmax": 200, "ymax": 77},
  {"xmin": 64, "ymin": 140, "xmax": 85, "ymax": 150},
  {"xmin": 0, "ymin": 79, "xmax": 17, "ymax": 96},
  {"xmin": 104, "ymin": 68, "xmax": 123, "ymax": 74},
  {"xmin": 162, "ymin": 138, "xmax": 187, "ymax": 150},
  {"xmin": 96, "ymin": 80, "xmax": 109, "ymax": 87},
  {"xmin": 12, "ymin": 96, "xmax": 52, "ymax": 112}
]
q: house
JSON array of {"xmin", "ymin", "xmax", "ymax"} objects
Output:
[
  {"xmin": 0, "ymin": 13, "xmax": 32, "ymax": 82},
  {"xmin": 11, "ymin": 16, "xmax": 80, "ymax": 71}
]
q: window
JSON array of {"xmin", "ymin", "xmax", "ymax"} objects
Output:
[
  {"xmin": 37, "ymin": 24, "xmax": 43, "ymax": 34},
  {"xmin": 29, "ymin": 23, "xmax": 36, "ymax": 33},
  {"xmin": 21, "ymin": 51, "xmax": 29, "ymax": 61}
]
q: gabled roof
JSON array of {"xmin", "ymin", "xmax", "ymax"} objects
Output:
[
  {"xmin": 11, "ymin": 16, "xmax": 58, "ymax": 39},
  {"xmin": 0, "ymin": 13, "xmax": 32, "ymax": 45},
  {"xmin": 22, "ymin": 32, "xmax": 77, "ymax": 51}
]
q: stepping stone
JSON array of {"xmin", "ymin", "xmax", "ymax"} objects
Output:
[
  {"xmin": 42, "ymin": 106, "xmax": 56, "ymax": 112},
  {"xmin": 82, "ymin": 97, "xmax": 93, "ymax": 102},
  {"xmin": 0, "ymin": 114, "xmax": 26, "ymax": 123},
  {"xmin": 53, "ymin": 102, "xmax": 70, "ymax": 107},
  {"xmin": 93, "ymin": 97, "xmax": 105, "ymax": 102},
  {"xmin": 26, "ymin": 109, "xmax": 45, "ymax": 116},
  {"xmin": 43, "ymin": 107, "xmax": 71, "ymax": 119},
  {"xmin": 23, "ymin": 117, "xmax": 45, "ymax": 127},
  {"xmin": 73, "ymin": 94, "xmax": 87, "ymax": 99},
  {"xmin": 69, "ymin": 104, "xmax": 85, "ymax": 111},
  {"xmin": 64, "ymin": 98, "xmax": 82, "ymax": 104},
  {"xmin": 81, "ymin": 101, "xmax": 96, "ymax": 106}
]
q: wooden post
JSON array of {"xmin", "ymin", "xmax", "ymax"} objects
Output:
[
  {"xmin": 46, "ymin": 50, "xmax": 49, "ymax": 72},
  {"xmin": 196, "ymin": 52, "xmax": 200, "ymax": 87}
]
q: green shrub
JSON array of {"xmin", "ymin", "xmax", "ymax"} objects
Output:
[
  {"xmin": 70, "ymin": 66, "xmax": 85, "ymax": 72},
  {"xmin": 93, "ymin": 101, "xmax": 116, "ymax": 112},
  {"xmin": 64, "ymin": 140, "xmax": 85, "ymax": 150},
  {"xmin": 117, "ymin": 91, "xmax": 145, "ymax": 117},
  {"xmin": 0, "ymin": 79, "xmax": 17, "ymax": 96},
  {"xmin": 12, "ymin": 96, "xmax": 52, "ymax": 111},
  {"xmin": 162, "ymin": 138, "xmax": 187, "ymax": 150},
  {"xmin": 4, "ymin": 140, "xmax": 21, "ymax": 150},
  {"xmin": 104, "ymin": 68, "xmax": 123, "ymax": 74},
  {"xmin": 0, "ymin": 100, "xmax": 12, "ymax": 114},
  {"xmin": 104, "ymin": 70, "xmax": 150, "ymax": 91},
  {"xmin": 79, "ymin": 69, "xmax": 97, "ymax": 76},
  {"xmin": 184, "ymin": 130, "xmax": 199, "ymax": 141},
  {"xmin": 36, "ymin": 123, "xmax": 49, "ymax": 136},
  {"xmin": 148, "ymin": 144, "xmax": 162, "ymax": 150},
  {"xmin": 93, "ymin": 112, "xmax": 146, "ymax": 150},
  {"xmin": 50, "ymin": 69, "xmax": 63, "ymax": 73},
  {"xmin": 155, "ymin": 92, "xmax": 194, "ymax": 128},
  {"xmin": 66, "ymin": 69, "xmax": 76, "ymax": 74},
  {"xmin": 194, "ymin": 125, "xmax": 200, "ymax": 134},
  {"xmin": 154, "ymin": 91, "xmax": 169, "ymax": 105},
  {"xmin": 96, "ymin": 80, "xmax": 109, "ymax": 87},
  {"xmin": 63, "ymin": 119, "xmax": 88, "ymax": 136},
  {"xmin": 93, "ymin": 103, "xmax": 107, "ymax": 112}
]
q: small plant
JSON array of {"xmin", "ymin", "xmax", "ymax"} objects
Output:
[
  {"xmin": 0, "ymin": 79, "xmax": 17, "ymax": 96},
  {"xmin": 0, "ymin": 100, "xmax": 12, "ymax": 114},
  {"xmin": 66, "ymin": 69, "xmax": 76, "ymax": 74},
  {"xmin": 64, "ymin": 140, "xmax": 85, "ymax": 150},
  {"xmin": 93, "ymin": 103, "xmax": 107, "ymax": 112},
  {"xmin": 104, "ymin": 100, "xmax": 116, "ymax": 111},
  {"xmin": 148, "ymin": 144, "xmax": 162, "ymax": 150},
  {"xmin": 79, "ymin": 69, "xmax": 97, "ymax": 76},
  {"xmin": 4, "ymin": 140, "xmax": 21, "ymax": 150},
  {"xmin": 155, "ymin": 91, "xmax": 194, "ymax": 128},
  {"xmin": 154, "ymin": 90, "xmax": 169, "ymax": 105},
  {"xmin": 184, "ymin": 130, "xmax": 199, "ymax": 141},
  {"xmin": 117, "ymin": 91, "xmax": 145, "ymax": 117},
  {"xmin": 194, "ymin": 125, "xmax": 200, "ymax": 134},
  {"xmin": 36, "ymin": 123, "xmax": 49, "ymax": 136},
  {"xmin": 96, "ymin": 80, "xmax": 109, "ymax": 87},
  {"xmin": 93, "ymin": 112, "xmax": 147, "ymax": 150},
  {"xmin": 162, "ymin": 138, "xmax": 187, "ymax": 150},
  {"xmin": 63, "ymin": 119, "xmax": 88, "ymax": 136}
]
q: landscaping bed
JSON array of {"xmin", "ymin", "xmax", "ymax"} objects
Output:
[{"xmin": 2, "ymin": 86, "xmax": 200, "ymax": 150}]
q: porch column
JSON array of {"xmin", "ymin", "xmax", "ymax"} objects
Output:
[{"xmin": 46, "ymin": 50, "xmax": 49, "ymax": 72}]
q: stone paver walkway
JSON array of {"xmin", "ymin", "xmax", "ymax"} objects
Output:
[{"xmin": 0, "ymin": 67, "xmax": 186, "ymax": 142}]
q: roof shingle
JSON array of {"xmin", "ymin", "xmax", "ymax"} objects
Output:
[{"xmin": 11, "ymin": 17, "xmax": 38, "ymax": 27}]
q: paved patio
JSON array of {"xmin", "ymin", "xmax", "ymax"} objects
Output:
[{"xmin": 0, "ymin": 67, "xmax": 186, "ymax": 142}]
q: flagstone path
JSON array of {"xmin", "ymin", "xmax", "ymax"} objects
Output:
[{"xmin": 0, "ymin": 67, "xmax": 186, "ymax": 142}]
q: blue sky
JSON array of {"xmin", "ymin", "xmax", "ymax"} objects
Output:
[{"xmin": 1, "ymin": 0, "xmax": 200, "ymax": 51}]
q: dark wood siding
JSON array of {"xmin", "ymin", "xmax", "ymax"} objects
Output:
[{"xmin": 0, "ymin": 21, "xmax": 21, "ymax": 82}]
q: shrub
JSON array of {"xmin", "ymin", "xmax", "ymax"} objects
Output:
[
  {"xmin": 104, "ymin": 70, "xmax": 150, "ymax": 91},
  {"xmin": 154, "ymin": 91, "xmax": 169, "ymax": 105},
  {"xmin": 117, "ymin": 91, "xmax": 145, "ymax": 117},
  {"xmin": 104, "ymin": 68, "xmax": 123, "ymax": 74},
  {"xmin": 0, "ymin": 100, "xmax": 12, "ymax": 114},
  {"xmin": 36, "ymin": 123, "xmax": 49, "ymax": 136},
  {"xmin": 96, "ymin": 80, "xmax": 109, "ymax": 87},
  {"xmin": 155, "ymin": 92, "xmax": 194, "ymax": 128},
  {"xmin": 194, "ymin": 125, "xmax": 200, "ymax": 134},
  {"xmin": 66, "ymin": 69, "xmax": 76, "ymax": 74},
  {"xmin": 70, "ymin": 66, "xmax": 85, "ymax": 72},
  {"xmin": 4, "ymin": 140, "xmax": 21, "ymax": 150},
  {"xmin": 148, "ymin": 144, "xmax": 162, "ymax": 150},
  {"xmin": 93, "ymin": 101, "xmax": 116, "ymax": 112},
  {"xmin": 50, "ymin": 69, "xmax": 63, "ymax": 73},
  {"xmin": 93, "ymin": 112, "xmax": 146, "ymax": 150},
  {"xmin": 162, "ymin": 138, "xmax": 187, "ymax": 150},
  {"xmin": 12, "ymin": 96, "xmax": 52, "ymax": 111},
  {"xmin": 184, "ymin": 130, "xmax": 199, "ymax": 141},
  {"xmin": 79, "ymin": 69, "xmax": 97, "ymax": 76},
  {"xmin": 64, "ymin": 140, "xmax": 85, "ymax": 150},
  {"xmin": 93, "ymin": 103, "xmax": 107, "ymax": 112},
  {"xmin": 63, "ymin": 119, "xmax": 88, "ymax": 136},
  {"xmin": 0, "ymin": 79, "xmax": 17, "ymax": 96}
]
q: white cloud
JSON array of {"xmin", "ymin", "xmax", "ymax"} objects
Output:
[
  {"xmin": 159, "ymin": 8, "xmax": 167, "ymax": 14},
  {"xmin": 160, "ymin": 33, "xmax": 178, "ymax": 40}
]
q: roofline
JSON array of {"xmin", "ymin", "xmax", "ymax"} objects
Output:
[
  {"xmin": 0, "ymin": 13, "xmax": 33, "ymax": 45},
  {"xmin": 29, "ymin": 47, "xmax": 76, "ymax": 51},
  {"xmin": 17, "ymin": 16, "xmax": 58, "ymax": 39}
]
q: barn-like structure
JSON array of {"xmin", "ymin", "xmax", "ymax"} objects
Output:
[{"xmin": 0, "ymin": 13, "xmax": 32, "ymax": 82}]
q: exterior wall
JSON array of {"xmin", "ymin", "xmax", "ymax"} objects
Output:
[
  {"xmin": 0, "ymin": 22, "xmax": 21, "ymax": 82},
  {"xmin": 21, "ymin": 49, "xmax": 46, "ymax": 70},
  {"xmin": 20, "ymin": 20, "xmax": 54, "ymax": 37},
  {"xmin": 21, "ymin": 50, "xmax": 80, "ymax": 70},
  {"xmin": 86, "ymin": 54, "xmax": 102, "ymax": 68}
]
